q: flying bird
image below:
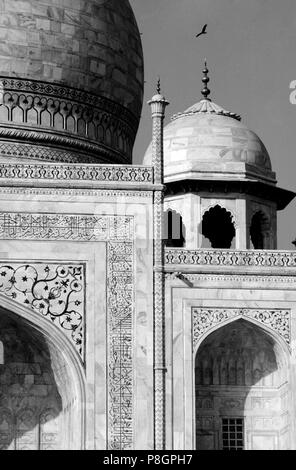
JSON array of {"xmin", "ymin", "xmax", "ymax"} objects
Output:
[{"xmin": 196, "ymin": 24, "xmax": 207, "ymax": 38}]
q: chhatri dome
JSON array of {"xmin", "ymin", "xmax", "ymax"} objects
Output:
[
  {"xmin": 0, "ymin": 0, "xmax": 144, "ymax": 164},
  {"xmin": 144, "ymin": 61, "xmax": 275, "ymax": 184},
  {"xmin": 145, "ymin": 62, "xmax": 295, "ymax": 252}
]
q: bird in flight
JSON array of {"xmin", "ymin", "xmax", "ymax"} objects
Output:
[{"xmin": 196, "ymin": 24, "xmax": 207, "ymax": 38}]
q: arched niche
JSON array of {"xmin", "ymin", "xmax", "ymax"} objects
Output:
[
  {"xmin": 77, "ymin": 118, "xmax": 86, "ymax": 136},
  {"xmin": 250, "ymin": 211, "xmax": 271, "ymax": 249},
  {"xmin": 0, "ymin": 297, "xmax": 86, "ymax": 450},
  {"xmin": 66, "ymin": 115, "xmax": 75, "ymax": 133},
  {"xmin": 12, "ymin": 106, "xmax": 24, "ymax": 124},
  {"xmin": 201, "ymin": 205, "xmax": 236, "ymax": 249},
  {"xmin": 0, "ymin": 105, "xmax": 9, "ymax": 122},
  {"xmin": 87, "ymin": 122, "xmax": 96, "ymax": 140},
  {"xmin": 54, "ymin": 112, "xmax": 64, "ymax": 131},
  {"xmin": 0, "ymin": 340, "xmax": 3, "ymax": 364},
  {"xmin": 105, "ymin": 128, "xmax": 112, "ymax": 146},
  {"xmin": 164, "ymin": 209, "xmax": 186, "ymax": 247},
  {"xmin": 40, "ymin": 109, "xmax": 51, "ymax": 128},
  {"xmin": 194, "ymin": 319, "xmax": 291, "ymax": 450}
]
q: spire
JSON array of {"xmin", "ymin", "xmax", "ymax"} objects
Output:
[
  {"xmin": 171, "ymin": 59, "xmax": 241, "ymax": 122},
  {"xmin": 201, "ymin": 59, "xmax": 211, "ymax": 101},
  {"xmin": 157, "ymin": 76, "xmax": 161, "ymax": 95},
  {"xmin": 148, "ymin": 81, "xmax": 169, "ymax": 185}
]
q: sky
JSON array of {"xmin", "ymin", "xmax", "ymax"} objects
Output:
[{"xmin": 130, "ymin": 0, "xmax": 296, "ymax": 249}]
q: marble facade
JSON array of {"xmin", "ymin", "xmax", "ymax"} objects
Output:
[
  {"xmin": 165, "ymin": 250, "xmax": 296, "ymax": 450},
  {"xmin": 0, "ymin": 0, "xmax": 296, "ymax": 452},
  {"xmin": 0, "ymin": 164, "xmax": 155, "ymax": 450}
]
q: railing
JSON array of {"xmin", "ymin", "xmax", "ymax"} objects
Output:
[{"xmin": 165, "ymin": 248, "xmax": 296, "ymax": 268}]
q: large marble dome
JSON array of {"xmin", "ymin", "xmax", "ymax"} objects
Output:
[
  {"xmin": 144, "ymin": 97, "xmax": 276, "ymax": 183},
  {"xmin": 0, "ymin": 0, "xmax": 144, "ymax": 164}
]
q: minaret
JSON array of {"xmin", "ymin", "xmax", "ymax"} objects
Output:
[
  {"xmin": 148, "ymin": 78, "xmax": 170, "ymax": 184},
  {"xmin": 148, "ymin": 80, "xmax": 169, "ymax": 449}
]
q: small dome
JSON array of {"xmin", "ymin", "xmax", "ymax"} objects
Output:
[{"xmin": 144, "ymin": 98, "xmax": 275, "ymax": 182}]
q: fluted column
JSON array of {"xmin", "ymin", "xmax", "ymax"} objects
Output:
[{"xmin": 148, "ymin": 89, "xmax": 169, "ymax": 449}]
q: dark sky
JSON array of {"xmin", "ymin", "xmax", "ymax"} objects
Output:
[{"xmin": 130, "ymin": 0, "xmax": 296, "ymax": 249}]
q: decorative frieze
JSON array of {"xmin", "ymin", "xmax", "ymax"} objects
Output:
[
  {"xmin": 165, "ymin": 272, "xmax": 296, "ymax": 286},
  {"xmin": 0, "ymin": 162, "xmax": 153, "ymax": 184},
  {"xmin": 166, "ymin": 248, "xmax": 296, "ymax": 268},
  {"xmin": 0, "ymin": 187, "xmax": 152, "ymax": 199},
  {"xmin": 192, "ymin": 307, "xmax": 291, "ymax": 348},
  {"xmin": 0, "ymin": 213, "xmax": 133, "ymax": 242},
  {"xmin": 0, "ymin": 77, "xmax": 139, "ymax": 163},
  {"xmin": 0, "ymin": 78, "xmax": 137, "ymax": 128}
]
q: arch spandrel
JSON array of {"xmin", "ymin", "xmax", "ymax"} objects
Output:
[
  {"xmin": 192, "ymin": 307, "xmax": 291, "ymax": 357},
  {"xmin": 0, "ymin": 262, "xmax": 85, "ymax": 362}
]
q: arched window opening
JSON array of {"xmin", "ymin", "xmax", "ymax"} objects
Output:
[
  {"xmin": 105, "ymin": 128, "xmax": 112, "ymax": 146},
  {"xmin": 195, "ymin": 320, "xmax": 290, "ymax": 450},
  {"xmin": 0, "ymin": 308, "xmax": 83, "ymax": 450},
  {"xmin": 202, "ymin": 205, "xmax": 235, "ymax": 249},
  {"xmin": 0, "ymin": 340, "xmax": 3, "ymax": 364},
  {"xmin": 250, "ymin": 211, "xmax": 270, "ymax": 249},
  {"xmin": 164, "ymin": 210, "xmax": 185, "ymax": 247}
]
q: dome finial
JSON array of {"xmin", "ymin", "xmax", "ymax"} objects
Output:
[{"xmin": 201, "ymin": 58, "xmax": 211, "ymax": 101}]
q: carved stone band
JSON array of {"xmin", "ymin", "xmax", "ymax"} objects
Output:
[
  {"xmin": 0, "ymin": 162, "xmax": 153, "ymax": 184},
  {"xmin": 0, "ymin": 77, "xmax": 138, "ymax": 163},
  {"xmin": 166, "ymin": 248, "xmax": 296, "ymax": 268}
]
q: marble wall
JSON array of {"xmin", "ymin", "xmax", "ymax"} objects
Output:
[
  {"xmin": 165, "ymin": 268, "xmax": 296, "ymax": 450},
  {"xmin": 0, "ymin": 185, "xmax": 155, "ymax": 450}
]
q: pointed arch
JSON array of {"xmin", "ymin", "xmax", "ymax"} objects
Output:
[
  {"xmin": 0, "ymin": 294, "xmax": 86, "ymax": 450},
  {"xmin": 194, "ymin": 318, "xmax": 291, "ymax": 450},
  {"xmin": 202, "ymin": 205, "xmax": 236, "ymax": 248},
  {"xmin": 164, "ymin": 209, "xmax": 186, "ymax": 247},
  {"xmin": 250, "ymin": 210, "xmax": 271, "ymax": 249},
  {"xmin": 0, "ymin": 340, "xmax": 3, "ymax": 364}
]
